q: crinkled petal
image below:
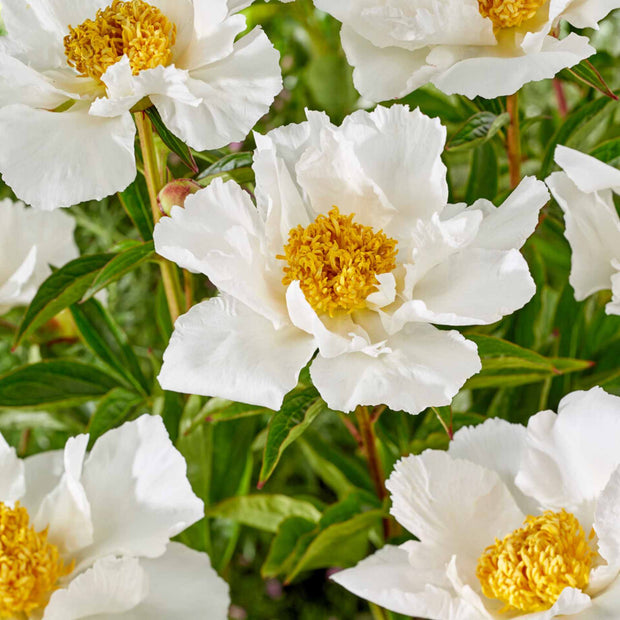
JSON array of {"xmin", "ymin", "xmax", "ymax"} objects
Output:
[
  {"xmin": 408, "ymin": 248, "xmax": 536, "ymax": 326},
  {"xmin": 33, "ymin": 435, "xmax": 93, "ymax": 556},
  {"xmin": 594, "ymin": 465, "xmax": 620, "ymax": 573},
  {"xmin": 120, "ymin": 543, "xmax": 230, "ymax": 619},
  {"xmin": 21, "ymin": 451, "xmax": 65, "ymax": 516},
  {"xmin": 516, "ymin": 388, "xmax": 620, "ymax": 527},
  {"xmin": 0, "ymin": 433, "xmax": 25, "ymax": 505},
  {"xmin": 154, "ymin": 179, "xmax": 286, "ymax": 324},
  {"xmin": 430, "ymin": 33, "xmax": 594, "ymax": 98},
  {"xmin": 158, "ymin": 295, "xmax": 316, "ymax": 410},
  {"xmin": 43, "ymin": 556, "xmax": 148, "ymax": 620},
  {"xmin": 449, "ymin": 418, "xmax": 538, "ymax": 515},
  {"xmin": 0, "ymin": 104, "xmax": 136, "ymax": 210},
  {"xmin": 152, "ymin": 28, "xmax": 281, "ymax": 150},
  {"xmin": 546, "ymin": 170, "xmax": 620, "ymax": 300},
  {"xmin": 578, "ymin": 578, "xmax": 620, "ymax": 619},
  {"xmin": 310, "ymin": 323, "xmax": 481, "ymax": 415},
  {"xmin": 386, "ymin": 450, "xmax": 524, "ymax": 586},
  {"xmin": 554, "ymin": 145, "xmax": 620, "ymax": 194},
  {"xmin": 562, "ymin": 0, "xmax": 620, "ymax": 28},
  {"xmin": 74, "ymin": 415, "xmax": 204, "ymax": 567},
  {"xmin": 608, "ymin": 267, "xmax": 620, "ymax": 316},
  {"xmin": 520, "ymin": 588, "xmax": 591, "ymax": 619}
]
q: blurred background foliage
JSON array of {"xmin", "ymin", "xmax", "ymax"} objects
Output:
[{"xmin": 0, "ymin": 2, "xmax": 619, "ymax": 618}]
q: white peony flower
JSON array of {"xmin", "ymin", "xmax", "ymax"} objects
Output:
[
  {"xmin": 0, "ymin": 198, "xmax": 78, "ymax": 314},
  {"xmin": 0, "ymin": 0, "xmax": 283, "ymax": 210},
  {"xmin": 311, "ymin": 0, "xmax": 619, "ymax": 100},
  {"xmin": 154, "ymin": 104, "xmax": 548, "ymax": 415},
  {"xmin": 546, "ymin": 146, "xmax": 620, "ymax": 316},
  {"xmin": 0, "ymin": 414, "xmax": 229, "ymax": 619},
  {"xmin": 333, "ymin": 386, "xmax": 620, "ymax": 619}
]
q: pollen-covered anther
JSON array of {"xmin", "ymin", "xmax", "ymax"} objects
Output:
[
  {"xmin": 278, "ymin": 207, "xmax": 398, "ymax": 317},
  {"xmin": 64, "ymin": 0, "xmax": 176, "ymax": 82},
  {"xmin": 478, "ymin": 0, "xmax": 547, "ymax": 29},
  {"xmin": 0, "ymin": 502, "xmax": 73, "ymax": 617},
  {"xmin": 476, "ymin": 510, "xmax": 595, "ymax": 613}
]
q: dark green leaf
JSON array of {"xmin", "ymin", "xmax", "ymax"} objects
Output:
[
  {"xmin": 590, "ymin": 138, "xmax": 620, "ymax": 166},
  {"xmin": 447, "ymin": 112, "xmax": 510, "ymax": 151},
  {"xmin": 465, "ymin": 142, "xmax": 498, "ymax": 203},
  {"xmin": 565, "ymin": 60, "xmax": 618, "ymax": 100},
  {"xmin": 0, "ymin": 361, "xmax": 120, "ymax": 409},
  {"xmin": 118, "ymin": 176, "xmax": 153, "ymax": 241},
  {"xmin": 146, "ymin": 106, "xmax": 198, "ymax": 172},
  {"xmin": 14, "ymin": 254, "xmax": 113, "ymax": 347},
  {"xmin": 262, "ymin": 517, "xmax": 317, "ymax": 579},
  {"xmin": 87, "ymin": 388, "xmax": 144, "ymax": 447},
  {"xmin": 197, "ymin": 152, "xmax": 253, "ymax": 180}
]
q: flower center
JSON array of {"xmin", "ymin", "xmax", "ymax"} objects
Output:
[
  {"xmin": 64, "ymin": 0, "xmax": 176, "ymax": 82},
  {"xmin": 0, "ymin": 502, "xmax": 73, "ymax": 617},
  {"xmin": 476, "ymin": 510, "xmax": 594, "ymax": 613},
  {"xmin": 278, "ymin": 207, "xmax": 398, "ymax": 316},
  {"xmin": 478, "ymin": 0, "xmax": 547, "ymax": 29}
]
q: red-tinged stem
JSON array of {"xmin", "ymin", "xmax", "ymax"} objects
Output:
[
  {"xmin": 506, "ymin": 93, "xmax": 521, "ymax": 189},
  {"xmin": 553, "ymin": 78, "xmax": 568, "ymax": 117}
]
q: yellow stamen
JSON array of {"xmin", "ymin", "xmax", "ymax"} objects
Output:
[
  {"xmin": 478, "ymin": 0, "xmax": 547, "ymax": 29},
  {"xmin": 0, "ymin": 502, "xmax": 73, "ymax": 617},
  {"xmin": 477, "ymin": 510, "xmax": 594, "ymax": 613},
  {"xmin": 64, "ymin": 0, "xmax": 176, "ymax": 82},
  {"xmin": 277, "ymin": 207, "xmax": 398, "ymax": 317}
]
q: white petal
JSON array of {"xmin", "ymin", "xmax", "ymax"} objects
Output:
[
  {"xmin": 21, "ymin": 451, "xmax": 65, "ymax": 516},
  {"xmin": 594, "ymin": 465, "xmax": 620, "ymax": 571},
  {"xmin": 521, "ymin": 588, "xmax": 591, "ymax": 619},
  {"xmin": 579, "ymin": 577, "xmax": 620, "ymax": 619},
  {"xmin": 0, "ymin": 104, "xmax": 136, "ymax": 210},
  {"xmin": 33, "ymin": 435, "xmax": 93, "ymax": 555},
  {"xmin": 449, "ymin": 418, "xmax": 538, "ymax": 515},
  {"xmin": 340, "ymin": 25, "xmax": 437, "ymax": 102},
  {"xmin": 410, "ymin": 248, "xmax": 536, "ymax": 326},
  {"xmin": 310, "ymin": 323, "xmax": 481, "ymax": 415},
  {"xmin": 154, "ymin": 179, "xmax": 286, "ymax": 324},
  {"xmin": 152, "ymin": 27, "xmax": 282, "ymax": 150},
  {"xmin": 0, "ymin": 246, "xmax": 38, "ymax": 310},
  {"xmin": 608, "ymin": 267, "xmax": 620, "ymax": 316},
  {"xmin": 516, "ymin": 388, "xmax": 620, "ymax": 527},
  {"xmin": 431, "ymin": 33, "xmax": 594, "ymax": 98},
  {"xmin": 158, "ymin": 295, "xmax": 316, "ymax": 410},
  {"xmin": 546, "ymin": 171, "xmax": 620, "ymax": 300},
  {"xmin": 43, "ymin": 556, "xmax": 148, "ymax": 620},
  {"xmin": 331, "ymin": 545, "xmax": 477, "ymax": 618},
  {"xmin": 74, "ymin": 415, "xmax": 203, "ymax": 566},
  {"xmin": 469, "ymin": 177, "xmax": 549, "ymax": 251},
  {"xmin": 555, "ymin": 145, "xmax": 620, "ymax": 194},
  {"xmin": 386, "ymin": 450, "xmax": 524, "ymax": 586},
  {"xmin": 121, "ymin": 543, "xmax": 230, "ymax": 620},
  {"xmin": 562, "ymin": 0, "xmax": 620, "ymax": 28},
  {"xmin": 339, "ymin": 105, "xmax": 449, "ymax": 229},
  {"xmin": 0, "ymin": 432, "xmax": 25, "ymax": 505}
]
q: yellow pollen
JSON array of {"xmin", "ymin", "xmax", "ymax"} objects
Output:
[
  {"xmin": 277, "ymin": 207, "xmax": 398, "ymax": 317},
  {"xmin": 0, "ymin": 502, "xmax": 73, "ymax": 617},
  {"xmin": 478, "ymin": 0, "xmax": 547, "ymax": 29},
  {"xmin": 476, "ymin": 510, "xmax": 594, "ymax": 613},
  {"xmin": 64, "ymin": 0, "xmax": 176, "ymax": 82}
]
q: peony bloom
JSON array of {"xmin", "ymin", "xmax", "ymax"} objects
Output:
[
  {"xmin": 154, "ymin": 104, "xmax": 548, "ymax": 414},
  {"xmin": 546, "ymin": 146, "xmax": 620, "ymax": 316},
  {"xmin": 333, "ymin": 387, "xmax": 620, "ymax": 619},
  {"xmin": 0, "ymin": 414, "xmax": 230, "ymax": 619},
  {"xmin": 0, "ymin": 0, "xmax": 283, "ymax": 210},
  {"xmin": 310, "ymin": 0, "xmax": 620, "ymax": 100},
  {"xmin": 0, "ymin": 198, "xmax": 78, "ymax": 314}
]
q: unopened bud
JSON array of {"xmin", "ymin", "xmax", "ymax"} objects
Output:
[{"xmin": 157, "ymin": 179, "xmax": 202, "ymax": 216}]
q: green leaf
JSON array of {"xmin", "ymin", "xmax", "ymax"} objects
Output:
[
  {"xmin": 258, "ymin": 390, "xmax": 328, "ymax": 487},
  {"xmin": 87, "ymin": 388, "xmax": 144, "ymax": 447},
  {"xmin": 540, "ymin": 97, "xmax": 615, "ymax": 177},
  {"xmin": 146, "ymin": 106, "xmax": 198, "ymax": 172},
  {"xmin": 70, "ymin": 299, "xmax": 148, "ymax": 394},
  {"xmin": 590, "ymin": 138, "xmax": 620, "ymax": 166},
  {"xmin": 206, "ymin": 495, "xmax": 321, "ymax": 533},
  {"xmin": 162, "ymin": 391, "xmax": 184, "ymax": 443},
  {"xmin": 118, "ymin": 176, "xmax": 153, "ymax": 241},
  {"xmin": 197, "ymin": 152, "xmax": 254, "ymax": 181},
  {"xmin": 0, "ymin": 361, "xmax": 120, "ymax": 409},
  {"xmin": 82, "ymin": 241, "xmax": 155, "ymax": 301},
  {"xmin": 14, "ymin": 254, "xmax": 114, "ymax": 347},
  {"xmin": 262, "ymin": 517, "xmax": 317, "ymax": 579},
  {"xmin": 465, "ymin": 142, "xmax": 498, "ymax": 203},
  {"xmin": 564, "ymin": 60, "xmax": 618, "ymax": 100},
  {"xmin": 447, "ymin": 111, "xmax": 510, "ymax": 151}
]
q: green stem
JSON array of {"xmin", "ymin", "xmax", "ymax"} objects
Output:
[
  {"xmin": 506, "ymin": 93, "xmax": 521, "ymax": 189},
  {"xmin": 134, "ymin": 111, "xmax": 183, "ymax": 323}
]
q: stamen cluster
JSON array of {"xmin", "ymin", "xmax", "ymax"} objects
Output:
[
  {"xmin": 278, "ymin": 207, "xmax": 398, "ymax": 316},
  {"xmin": 64, "ymin": 0, "xmax": 176, "ymax": 81},
  {"xmin": 478, "ymin": 0, "xmax": 547, "ymax": 29},
  {"xmin": 476, "ymin": 509, "xmax": 594, "ymax": 613}
]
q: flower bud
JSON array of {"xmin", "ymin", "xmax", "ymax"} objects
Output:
[{"xmin": 157, "ymin": 179, "xmax": 202, "ymax": 216}]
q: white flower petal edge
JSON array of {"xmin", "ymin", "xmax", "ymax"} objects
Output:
[
  {"xmin": 334, "ymin": 387, "xmax": 620, "ymax": 618},
  {"xmin": 0, "ymin": 432, "xmax": 25, "ymax": 505},
  {"xmin": 0, "ymin": 199, "xmax": 78, "ymax": 313},
  {"xmin": 315, "ymin": 0, "xmax": 601, "ymax": 100},
  {"xmin": 0, "ymin": 0, "xmax": 282, "ymax": 209},
  {"xmin": 545, "ymin": 146, "xmax": 620, "ymax": 313}
]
